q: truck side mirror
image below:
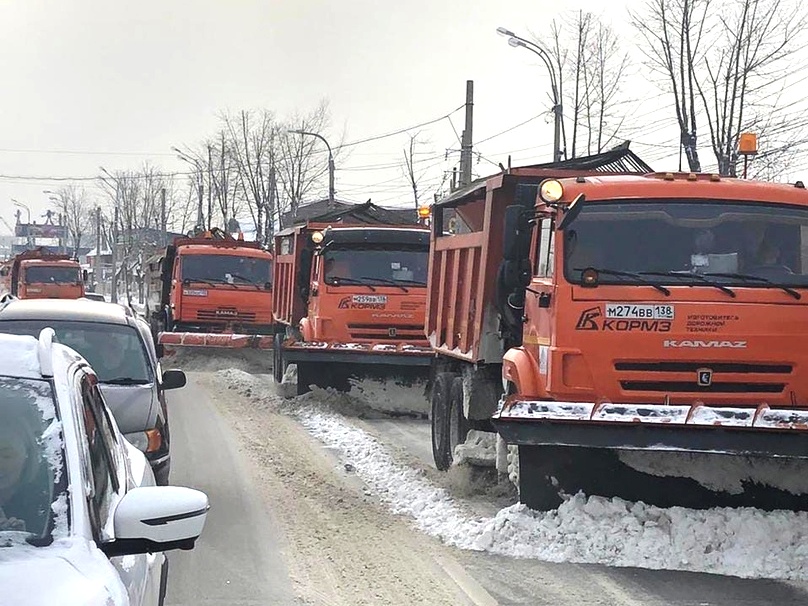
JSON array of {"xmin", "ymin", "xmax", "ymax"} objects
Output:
[
  {"xmin": 82, "ymin": 269, "xmax": 88, "ymax": 282},
  {"xmin": 503, "ymin": 205, "xmax": 532, "ymax": 262},
  {"xmin": 556, "ymin": 193, "xmax": 586, "ymax": 231}
]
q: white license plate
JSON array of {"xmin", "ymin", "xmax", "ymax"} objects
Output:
[
  {"xmin": 352, "ymin": 295, "xmax": 388, "ymax": 304},
  {"xmin": 606, "ymin": 303, "xmax": 674, "ymax": 320}
]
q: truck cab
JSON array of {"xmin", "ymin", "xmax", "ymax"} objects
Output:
[
  {"xmin": 493, "ymin": 173, "xmax": 808, "ymax": 511},
  {"xmin": 273, "ymin": 222, "xmax": 432, "ymax": 407},
  {"xmin": 8, "ymin": 250, "xmax": 86, "ymax": 300}
]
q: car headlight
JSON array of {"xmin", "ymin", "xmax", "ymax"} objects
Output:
[{"xmin": 125, "ymin": 428, "xmax": 163, "ymax": 454}]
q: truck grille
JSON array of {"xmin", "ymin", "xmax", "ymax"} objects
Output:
[
  {"xmin": 615, "ymin": 360, "xmax": 792, "ymax": 394},
  {"xmin": 347, "ymin": 323, "xmax": 428, "ymax": 343},
  {"xmin": 196, "ymin": 308, "xmax": 257, "ymax": 322},
  {"xmin": 620, "ymin": 380, "xmax": 785, "ymax": 393}
]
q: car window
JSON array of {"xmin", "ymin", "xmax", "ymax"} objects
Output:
[
  {"xmin": 79, "ymin": 373, "xmax": 120, "ymax": 538},
  {"xmin": 0, "ymin": 377, "xmax": 65, "ymax": 546},
  {"xmin": 0, "ymin": 320, "xmax": 153, "ymax": 384}
]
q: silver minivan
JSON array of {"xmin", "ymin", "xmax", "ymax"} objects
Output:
[{"xmin": 0, "ymin": 298, "xmax": 186, "ymax": 485}]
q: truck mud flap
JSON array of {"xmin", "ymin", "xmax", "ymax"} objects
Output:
[
  {"xmin": 493, "ymin": 400, "xmax": 808, "ymax": 512},
  {"xmin": 158, "ymin": 331, "xmax": 275, "ymax": 349}
]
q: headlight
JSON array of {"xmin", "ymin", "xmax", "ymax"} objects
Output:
[
  {"xmin": 539, "ymin": 179, "xmax": 564, "ymax": 203},
  {"xmin": 125, "ymin": 428, "xmax": 162, "ymax": 454}
]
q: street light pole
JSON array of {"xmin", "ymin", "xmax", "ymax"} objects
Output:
[
  {"xmin": 497, "ymin": 27, "xmax": 564, "ymax": 163},
  {"xmin": 288, "ymin": 130, "xmax": 335, "ymax": 209}
]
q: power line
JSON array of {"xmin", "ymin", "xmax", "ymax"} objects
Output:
[
  {"xmin": 476, "ymin": 113, "xmax": 545, "ymax": 145},
  {"xmin": 339, "ymin": 105, "xmax": 465, "ymax": 148}
]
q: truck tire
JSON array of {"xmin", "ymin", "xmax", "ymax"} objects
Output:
[
  {"xmin": 449, "ymin": 376, "xmax": 470, "ymax": 456},
  {"xmin": 431, "ymin": 372, "xmax": 455, "ymax": 471},
  {"xmin": 272, "ymin": 334, "xmax": 286, "ymax": 384},
  {"xmin": 517, "ymin": 445, "xmax": 564, "ymax": 511}
]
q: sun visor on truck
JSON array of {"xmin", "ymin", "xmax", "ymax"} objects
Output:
[{"xmin": 321, "ymin": 228, "xmax": 429, "ymax": 248}]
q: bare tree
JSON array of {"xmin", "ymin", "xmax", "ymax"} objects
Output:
[
  {"xmin": 632, "ymin": 0, "xmax": 711, "ymax": 172},
  {"xmin": 633, "ymin": 0, "xmax": 807, "ymax": 175},
  {"xmin": 276, "ymin": 100, "xmax": 335, "ymax": 225},
  {"xmin": 546, "ymin": 11, "xmax": 631, "ymax": 158},
  {"xmin": 401, "ymin": 132, "xmax": 433, "ymax": 208},
  {"xmin": 221, "ymin": 109, "xmax": 279, "ymax": 245},
  {"xmin": 54, "ymin": 184, "xmax": 92, "ymax": 257}
]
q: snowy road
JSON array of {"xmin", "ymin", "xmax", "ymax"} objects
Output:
[
  {"xmin": 163, "ymin": 378, "xmax": 299, "ymax": 606},
  {"xmin": 164, "ymin": 368, "xmax": 808, "ymax": 605}
]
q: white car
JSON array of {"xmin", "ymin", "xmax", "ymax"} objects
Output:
[{"xmin": 0, "ymin": 328, "xmax": 209, "ymax": 606}]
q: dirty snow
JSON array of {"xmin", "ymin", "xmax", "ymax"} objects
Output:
[
  {"xmin": 217, "ymin": 367, "xmax": 808, "ymax": 580},
  {"xmin": 346, "ymin": 376, "xmax": 430, "ymax": 417},
  {"xmin": 453, "ymin": 430, "xmax": 497, "ymax": 467}
]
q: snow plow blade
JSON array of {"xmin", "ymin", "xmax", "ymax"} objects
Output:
[
  {"xmin": 493, "ymin": 400, "xmax": 808, "ymax": 512},
  {"xmin": 285, "ymin": 343, "xmax": 432, "ymax": 418},
  {"xmin": 158, "ymin": 331, "xmax": 274, "ymax": 350}
]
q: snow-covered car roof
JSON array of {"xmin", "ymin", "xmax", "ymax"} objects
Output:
[
  {"xmin": 0, "ymin": 333, "xmax": 61, "ymax": 380},
  {"xmin": 0, "ymin": 299, "xmax": 136, "ymax": 326}
]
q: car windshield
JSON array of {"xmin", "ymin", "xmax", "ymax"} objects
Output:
[
  {"xmin": 323, "ymin": 247, "xmax": 429, "ymax": 285},
  {"xmin": 24, "ymin": 266, "xmax": 79, "ymax": 284},
  {"xmin": 180, "ymin": 254, "xmax": 272, "ymax": 288},
  {"xmin": 563, "ymin": 200, "xmax": 808, "ymax": 286},
  {"xmin": 0, "ymin": 377, "xmax": 64, "ymax": 547},
  {"xmin": 0, "ymin": 321, "xmax": 152, "ymax": 384}
]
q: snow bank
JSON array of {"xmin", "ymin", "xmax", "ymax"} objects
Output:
[
  {"xmin": 216, "ymin": 365, "xmax": 808, "ymax": 580},
  {"xmin": 290, "ymin": 399, "xmax": 808, "ymax": 581}
]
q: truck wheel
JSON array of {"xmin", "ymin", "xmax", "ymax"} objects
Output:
[
  {"xmin": 272, "ymin": 334, "xmax": 286, "ymax": 384},
  {"xmin": 517, "ymin": 445, "xmax": 564, "ymax": 511},
  {"xmin": 449, "ymin": 376, "xmax": 470, "ymax": 456},
  {"xmin": 431, "ymin": 372, "xmax": 455, "ymax": 471}
]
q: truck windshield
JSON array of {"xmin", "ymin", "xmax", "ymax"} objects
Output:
[
  {"xmin": 0, "ymin": 377, "xmax": 64, "ymax": 547},
  {"xmin": 323, "ymin": 248, "xmax": 428, "ymax": 285},
  {"xmin": 24, "ymin": 266, "xmax": 79, "ymax": 284},
  {"xmin": 180, "ymin": 254, "xmax": 272, "ymax": 288},
  {"xmin": 563, "ymin": 199, "xmax": 808, "ymax": 287}
]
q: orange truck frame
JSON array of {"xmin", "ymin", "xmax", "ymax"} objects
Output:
[
  {"xmin": 430, "ymin": 167, "xmax": 808, "ymax": 512},
  {"xmin": 145, "ymin": 229, "xmax": 274, "ymax": 351},
  {"xmin": 272, "ymin": 221, "xmax": 433, "ymax": 410},
  {"xmin": 0, "ymin": 248, "xmax": 86, "ymax": 299}
]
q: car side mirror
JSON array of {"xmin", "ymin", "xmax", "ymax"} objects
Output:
[
  {"xmin": 100, "ymin": 486, "xmax": 209, "ymax": 557},
  {"xmin": 162, "ymin": 369, "xmax": 186, "ymax": 390}
]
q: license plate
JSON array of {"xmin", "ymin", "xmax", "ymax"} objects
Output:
[
  {"xmin": 606, "ymin": 303, "xmax": 674, "ymax": 320},
  {"xmin": 353, "ymin": 295, "xmax": 388, "ymax": 304}
]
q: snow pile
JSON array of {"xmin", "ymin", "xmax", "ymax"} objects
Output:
[
  {"xmin": 346, "ymin": 376, "xmax": 429, "ymax": 417},
  {"xmin": 290, "ymin": 399, "xmax": 808, "ymax": 581},
  {"xmin": 453, "ymin": 430, "xmax": 496, "ymax": 467}
]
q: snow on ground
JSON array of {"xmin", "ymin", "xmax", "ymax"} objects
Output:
[{"xmin": 216, "ymin": 367, "xmax": 808, "ymax": 581}]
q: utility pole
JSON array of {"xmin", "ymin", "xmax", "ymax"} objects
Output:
[
  {"xmin": 459, "ymin": 80, "xmax": 474, "ymax": 188},
  {"xmin": 207, "ymin": 144, "xmax": 213, "ymax": 230},
  {"xmin": 111, "ymin": 202, "xmax": 119, "ymax": 304},
  {"xmin": 94, "ymin": 207, "xmax": 102, "ymax": 292},
  {"xmin": 160, "ymin": 188, "xmax": 167, "ymax": 246}
]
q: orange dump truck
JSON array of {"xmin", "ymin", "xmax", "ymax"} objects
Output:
[
  {"xmin": 0, "ymin": 248, "xmax": 86, "ymax": 299},
  {"xmin": 273, "ymin": 222, "xmax": 432, "ymax": 414},
  {"xmin": 145, "ymin": 228, "xmax": 274, "ymax": 353},
  {"xmin": 433, "ymin": 169, "xmax": 808, "ymax": 511}
]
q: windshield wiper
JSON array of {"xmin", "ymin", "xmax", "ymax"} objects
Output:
[
  {"xmin": 573, "ymin": 267, "xmax": 671, "ymax": 296},
  {"xmin": 640, "ymin": 271, "xmax": 736, "ymax": 298},
  {"xmin": 703, "ymin": 272, "xmax": 801, "ymax": 300},
  {"xmin": 227, "ymin": 273, "xmax": 262, "ymax": 289},
  {"xmin": 326, "ymin": 276, "xmax": 377, "ymax": 292},
  {"xmin": 104, "ymin": 377, "xmax": 150, "ymax": 385},
  {"xmin": 356, "ymin": 276, "xmax": 409, "ymax": 292}
]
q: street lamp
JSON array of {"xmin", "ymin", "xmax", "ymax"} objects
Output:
[
  {"xmin": 497, "ymin": 26, "xmax": 564, "ymax": 163},
  {"xmin": 171, "ymin": 147, "xmax": 205, "ymax": 230},
  {"xmin": 287, "ymin": 130, "xmax": 335, "ymax": 209}
]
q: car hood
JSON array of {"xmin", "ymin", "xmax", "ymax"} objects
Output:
[
  {"xmin": 98, "ymin": 383, "xmax": 157, "ymax": 435},
  {"xmin": 0, "ymin": 539, "xmax": 127, "ymax": 606}
]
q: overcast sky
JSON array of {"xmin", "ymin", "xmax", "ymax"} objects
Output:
[{"xmin": 0, "ymin": 0, "xmax": 800, "ymax": 234}]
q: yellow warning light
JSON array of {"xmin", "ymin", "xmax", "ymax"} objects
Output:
[
  {"xmin": 581, "ymin": 267, "xmax": 599, "ymax": 287},
  {"xmin": 417, "ymin": 206, "xmax": 431, "ymax": 218},
  {"xmin": 311, "ymin": 231, "xmax": 324, "ymax": 244},
  {"xmin": 739, "ymin": 132, "xmax": 758, "ymax": 156},
  {"xmin": 539, "ymin": 179, "xmax": 564, "ymax": 203}
]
